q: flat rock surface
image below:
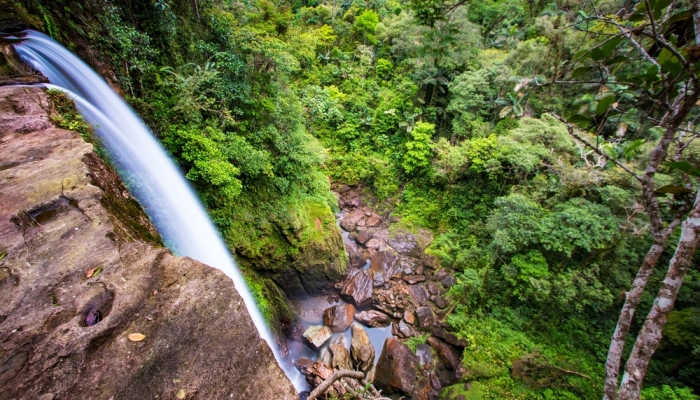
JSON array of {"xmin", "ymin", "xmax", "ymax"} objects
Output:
[{"xmin": 0, "ymin": 86, "xmax": 296, "ymax": 400}]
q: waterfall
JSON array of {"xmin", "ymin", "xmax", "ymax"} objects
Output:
[{"xmin": 12, "ymin": 30, "xmax": 304, "ymax": 391}]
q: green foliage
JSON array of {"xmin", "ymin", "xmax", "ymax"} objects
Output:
[
  {"xmin": 642, "ymin": 385, "xmax": 699, "ymax": 400},
  {"xmin": 375, "ymin": 57, "xmax": 393, "ymax": 79},
  {"xmin": 353, "ymin": 9, "xmax": 379, "ymax": 44},
  {"xmin": 24, "ymin": 0, "xmax": 700, "ymax": 397},
  {"xmin": 406, "ymin": 333, "xmax": 430, "ymax": 352},
  {"xmin": 402, "ymin": 121, "xmax": 434, "ymax": 175}
]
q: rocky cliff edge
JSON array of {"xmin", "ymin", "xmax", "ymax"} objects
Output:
[{"xmin": 0, "ymin": 86, "xmax": 297, "ymax": 400}]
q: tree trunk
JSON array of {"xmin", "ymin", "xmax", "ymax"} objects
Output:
[
  {"xmin": 602, "ymin": 241, "xmax": 667, "ymax": 400},
  {"xmin": 617, "ymin": 190, "xmax": 700, "ymax": 400},
  {"xmin": 602, "ymin": 80, "xmax": 698, "ymax": 400}
]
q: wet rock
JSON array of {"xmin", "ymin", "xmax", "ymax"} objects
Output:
[
  {"xmin": 387, "ymin": 233, "xmax": 423, "ymax": 258},
  {"xmin": 340, "ymin": 209, "xmax": 365, "ymax": 231},
  {"xmin": 409, "ymin": 284, "xmax": 429, "ymax": 307},
  {"xmin": 303, "ymin": 325, "xmax": 333, "ymax": 349},
  {"xmin": 365, "ymin": 214, "xmax": 382, "ymax": 227},
  {"xmin": 340, "ymin": 269, "xmax": 373, "ymax": 307},
  {"xmin": 403, "ymin": 309, "xmax": 416, "ymax": 325},
  {"xmin": 370, "ymin": 250, "xmax": 399, "ymax": 287},
  {"xmin": 343, "ymin": 237, "xmax": 367, "ymax": 269},
  {"xmin": 319, "ymin": 347, "xmax": 332, "ymax": 367},
  {"xmin": 392, "ymin": 320, "xmax": 417, "ymax": 338},
  {"xmin": 430, "ymin": 325, "xmax": 468, "ymax": 348},
  {"xmin": 0, "ymin": 87, "xmax": 295, "ymax": 400},
  {"xmin": 350, "ymin": 323, "xmax": 375, "ymax": 373},
  {"xmin": 403, "ymin": 274, "xmax": 426, "ymax": 285},
  {"xmin": 353, "ymin": 230, "xmax": 372, "ymax": 245},
  {"xmin": 426, "ymin": 281, "xmax": 442, "ymax": 296},
  {"xmin": 399, "ymin": 256, "xmax": 422, "ymax": 275},
  {"xmin": 428, "ymin": 337, "xmax": 460, "ymax": 370},
  {"xmin": 330, "ymin": 335, "xmax": 352, "ymax": 370},
  {"xmin": 374, "ymin": 338, "xmax": 418, "ymax": 395},
  {"xmin": 432, "ymin": 295, "xmax": 448, "ymax": 309},
  {"xmin": 416, "ymin": 343, "xmax": 433, "ymax": 369},
  {"xmin": 323, "ymin": 303, "xmax": 356, "ymax": 332},
  {"xmin": 416, "ymin": 306, "xmax": 436, "ymax": 328},
  {"xmin": 355, "ymin": 309, "xmax": 392, "ymax": 327},
  {"xmin": 441, "ymin": 274, "xmax": 456, "ymax": 288},
  {"xmin": 296, "ymin": 358, "xmax": 337, "ymax": 393}
]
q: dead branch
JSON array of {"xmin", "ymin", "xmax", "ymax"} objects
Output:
[
  {"xmin": 308, "ymin": 370, "xmax": 364, "ymax": 400},
  {"xmin": 551, "ymin": 113, "xmax": 643, "ymax": 182}
]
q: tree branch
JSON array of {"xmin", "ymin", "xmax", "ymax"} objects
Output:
[
  {"xmin": 308, "ymin": 370, "xmax": 365, "ymax": 400},
  {"xmin": 551, "ymin": 113, "xmax": 643, "ymax": 182},
  {"xmin": 594, "ymin": 17, "xmax": 661, "ymax": 70}
]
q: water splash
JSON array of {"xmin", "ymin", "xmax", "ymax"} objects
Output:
[{"xmin": 12, "ymin": 30, "xmax": 304, "ymax": 391}]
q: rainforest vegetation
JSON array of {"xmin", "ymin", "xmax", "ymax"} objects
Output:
[{"xmin": 2, "ymin": 0, "xmax": 698, "ymax": 398}]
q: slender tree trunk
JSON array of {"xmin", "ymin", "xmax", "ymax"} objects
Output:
[
  {"xmin": 618, "ymin": 190, "xmax": 699, "ymax": 400},
  {"xmin": 602, "ymin": 81, "xmax": 698, "ymax": 400},
  {"xmin": 602, "ymin": 241, "xmax": 668, "ymax": 400}
]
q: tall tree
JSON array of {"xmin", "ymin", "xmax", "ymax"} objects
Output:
[{"xmin": 561, "ymin": 1, "xmax": 699, "ymax": 398}]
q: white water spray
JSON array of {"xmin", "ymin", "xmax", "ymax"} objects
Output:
[{"xmin": 12, "ymin": 30, "xmax": 304, "ymax": 391}]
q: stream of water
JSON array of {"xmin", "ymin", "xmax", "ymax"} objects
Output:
[{"xmin": 11, "ymin": 30, "xmax": 305, "ymax": 391}]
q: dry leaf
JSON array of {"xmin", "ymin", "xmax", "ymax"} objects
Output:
[
  {"xmin": 176, "ymin": 389, "xmax": 186, "ymax": 399},
  {"xmin": 127, "ymin": 333, "xmax": 146, "ymax": 342}
]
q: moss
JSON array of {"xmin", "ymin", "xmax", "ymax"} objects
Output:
[
  {"xmin": 405, "ymin": 333, "xmax": 430, "ymax": 353},
  {"xmin": 243, "ymin": 267, "xmax": 295, "ymax": 331}
]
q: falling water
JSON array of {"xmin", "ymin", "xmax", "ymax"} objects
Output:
[{"xmin": 11, "ymin": 30, "xmax": 305, "ymax": 391}]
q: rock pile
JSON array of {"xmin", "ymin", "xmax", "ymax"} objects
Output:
[{"xmin": 296, "ymin": 185, "xmax": 467, "ymax": 399}]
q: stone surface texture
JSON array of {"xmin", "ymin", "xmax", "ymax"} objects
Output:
[{"xmin": 0, "ymin": 86, "xmax": 296, "ymax": 400}]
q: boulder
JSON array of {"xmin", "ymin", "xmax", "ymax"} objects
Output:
[
  {"xmin": 416, "ymin": 343, "xmax": 434, "ymax": 369},
  {"xmin": 370, "ymin": 250, "xmax": 399, "ymax": 287},
  {"xmin": 403, "ymin": 309, "xmax": 416, "ymax": 325},
  {"xmin": 303, "ymin": 325, "xmax": 333, "ymax": 349},
  {"xmin": 365, "ymin": 214, "xmax": 382, "ymax": 227},
  {"xmin": 432, "ymin": 295, "xmax": 448, "ymax": 309},
  {"xmin": 441, "ymin": 274, "xmax": 456, "ymax": 288},
  {"xmin": 340, "ymin": 269, "xmax": 373, "ymax": 307},
  {"xmin": 416, "ymin": 306, "xmax": 436, "ymax": 328},
  {"xmin": 387, "ymin": 233, "xmax": 423, "ymax": 258},
  {"xmin": 427, "ymin": 337, "xmax": 460, "ymax": 370},
  {"xmin": 340, "ymin": 209, "xmax": 365, "ymax": 232},
  {"xmin": 0, "ymin": 87, "xmax": 296, "ymax": 400},
  {"xmin": 392, "ymin": 320, "xmax": 417, "ymax": 338},
  {"xmin": 374, "ymin": 338, "xmax": 418, "ymax": 395},
  {"xmin": 350, "ymin": 324, "xmax": 375, "ymax": 372},
  {"xmin": 430, "ymin": 325, "xmax": 468, "ymax": 348},
  {"xmin": 330, "ymin": 335, "xmax": 352, "ymax": 370},
  {"xmin": 399, "ymin": 256, "xmax": 422, "ymax": 275},
  {"xmin": 409, "ymin": 284, "xmax": 429, "ymax": 307},
  {"xmin": 353, "ymin": 230, "xmax": 372, "ymax": 245},
  {"xmin": 355, "ymin": 310, "xmax": 392, "ymax": 327},
  {"xmin": 426, "ymin": 281, "xmax": 442, "ymax": 296},
  {"xmin": 296, "ymin": 358, "xmax": 344, "ymax": 396},
  {"xmin": 323, "ymin": 303, "xmax": 356, "ymax": 332},
  {"xmin": 343, "ymin": 236, "xmax": 367, "ymax": 269},
  {"xmin": 319, "ymin": 346, "xmax": 332, "ymax": 367}
]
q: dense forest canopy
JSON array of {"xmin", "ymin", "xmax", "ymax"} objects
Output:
[{"xmin": 2, "ymin": 0, "xmax": 698, "ymax": 398}]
